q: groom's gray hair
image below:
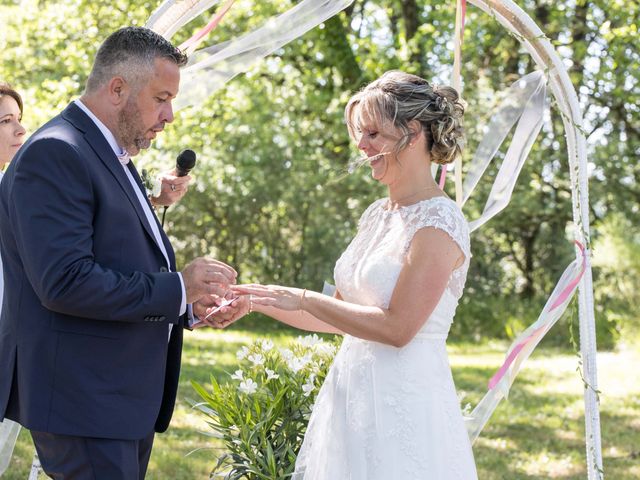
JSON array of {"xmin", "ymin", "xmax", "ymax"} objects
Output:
[{"xmin": 85, "ymin": 27, "xmax": 188, "ymax": 94}]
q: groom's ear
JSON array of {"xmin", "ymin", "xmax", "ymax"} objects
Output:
[{"xmin": 107, "ymin": 76, "xmax": 130, "ymax": 107}]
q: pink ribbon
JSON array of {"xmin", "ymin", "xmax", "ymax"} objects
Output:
[
  {"xmin": 438, "ymin": 165, "xmax": 448, "ymax": 188},
  {"xmin": 439, "ymin": 0, "xmax": 466, "ymax": 190},
  {"xmin": 488, "ymin": 241, "xmax": 586, "ymax": 390},
  {"xmin": 548, "ymin": 241, "xmax": 586, "ymax": 311},
  {"xmin": 179, "ymin": 0, "xmax": 236, "ymax": 53}
]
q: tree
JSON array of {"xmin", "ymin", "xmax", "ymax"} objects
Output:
[{"xmin": 1, "ymin": 0, "xmax": 636, "ymax": 345}]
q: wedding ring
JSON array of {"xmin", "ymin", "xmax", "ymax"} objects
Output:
[{"xmin": 170, "ymin": 184, "xmax": 176, "ymax": 191}]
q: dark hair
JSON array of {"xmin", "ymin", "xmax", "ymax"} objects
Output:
[
  {"xmin": 86, "ymin": 27, "xmax": 188, "ymax": 93},
  {"xmin": 0, "ymin": 83, "xmax": 23, "ymax": 115},
  {"xmin": 346, "ymin": 71, "xmax": 465, "ymax": 165}
]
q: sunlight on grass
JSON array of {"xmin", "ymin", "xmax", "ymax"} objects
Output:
[
  {"xmin": 518, "ymin": 450, "xmax": 583, "ymax": 477},
  {"xmin": 3, "ymin": 332, "xmax": 638, "ymax": 479}
]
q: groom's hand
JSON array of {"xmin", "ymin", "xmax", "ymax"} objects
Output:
[
  {"xmin": 182, "ymin": 257, "xmax": 237, "ymax": 304},
  {"xmin": 192, "ymin": 294, "xmax": 221, "ymax": 320},
  {"xmin": 150, "ymin": 169, "xmax": 192, "ymax": 207},
  {"xmin": 193, "ymin": 295, "xmax": 250, "ymax": 329}
]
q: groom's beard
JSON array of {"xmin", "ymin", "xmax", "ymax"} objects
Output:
[{"xmin": 117, "ymin": 98, "xmax": 150, "ymax": 155}]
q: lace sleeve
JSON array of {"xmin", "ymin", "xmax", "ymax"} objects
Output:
[
  {"xmin": 357, "ymin": 198, "xmax": 386, "ymax": 228},
  {"xmin": 402, "ymin": 198, "xmax": 471, "ymax": 262}
]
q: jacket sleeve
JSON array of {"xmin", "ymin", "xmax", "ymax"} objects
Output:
[{"xmin": 9, "ymin": 137, "xmax": 182, "ymax": 323}]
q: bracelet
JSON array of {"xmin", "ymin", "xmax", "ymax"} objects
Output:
[
  {"xmin": 300, "ymin": 288, "xmax": 307, "ymax": 311},
  {"xmin": 248, "ymin": 294, "xmax": 253, "ymax": 313}
]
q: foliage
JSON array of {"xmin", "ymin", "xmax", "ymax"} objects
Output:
[
  {"xmin": 591, "ymin": 213, "xmax": 640, "ymax": 345},
  {"xmin": 191, "ymin": 335, "xmax": 338, "ymax": 479},
  {"xmin": 0, "ymin": 0, "xmax": 637, "ymax": 345}
]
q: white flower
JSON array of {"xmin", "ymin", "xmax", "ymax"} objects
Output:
[
  {"xmin": 288, "ymin": 353, "xmax": 312, "ymax": 373},
  {"xmin": 238, "ymin": 378, "xmax": 258, "ymax": 395},
  {"xmin": 265, "ymin": 368, "xmax": 279, "ymax": 380},
  {"xmin": 279, "ymin": 348, "xmax": 294, "ymax": 362},
  {"xmin": 236, "ymin": 346, "xmax": 250, "ymax": 360},
  {"xmin": 298, "ymin": 333, "xmax": 323, "ymax": 347},
  {"xmin": 308, "ymin": 361, "xmax": 321, "ymax": 374},
  {"xmin": 302, "ymin": 374, "xmax": 316, "ymax": 397},
  {"xmin": 151, "ymin": 176, "xmax": 162, "ymax": 197},
  {"xmin": 261, "ymin": 339, "xmax": 274, "ymax": 351},
  {"xmin": 315, "ymin": 343, "xmax": 337, "ymax": 356},
  {"xmin": 230, "ymin": 369, "xmax": 244, "ymax": 381},
  {"xmin": 248, "ymin": 353, "xmax": 265, "ymax": 366}
]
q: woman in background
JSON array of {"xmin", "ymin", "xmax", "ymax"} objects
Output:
[
  {"xmin": 0, "ymin": 82, "xmax": 26, "ymax": 475},
  {"xmin": 0, "ymin": 83, "xmax": 26, "ymax": 171}
]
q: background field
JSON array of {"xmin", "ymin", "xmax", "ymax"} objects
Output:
[{"xmin": 5, "ymin": 319, "xmax": 639, "ymax": 479}]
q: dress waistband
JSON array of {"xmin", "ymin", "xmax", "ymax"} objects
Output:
[{"xmin": 413, "ymin": 332, "xmax": 448, "ymax": 340}]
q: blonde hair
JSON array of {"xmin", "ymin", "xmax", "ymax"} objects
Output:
[{"xmin": 345, "ymin": 71, "xmax": 465, "ymax": 165}]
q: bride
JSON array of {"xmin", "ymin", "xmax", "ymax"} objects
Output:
[{"xmin": 232, "ymin": 70, "xmax": 478, "ymax": 479}]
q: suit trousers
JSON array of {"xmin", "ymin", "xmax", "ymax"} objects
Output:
[{"xmin": 31, "ymin": 430, "xmax": 155, "ymax": 480}]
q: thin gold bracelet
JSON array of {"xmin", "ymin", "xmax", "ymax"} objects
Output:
[{"xmin": 300, "ymin": 288, "xmax": 307, "ymax": 311}]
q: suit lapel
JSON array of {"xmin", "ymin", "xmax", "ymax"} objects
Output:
[
  {"xmin": 126, "ymin": 162, "xmax": 177, "ymax": 270},
  {"xmin": 61, "ymin": 103, "xmax": 169, "ymax": 262}
]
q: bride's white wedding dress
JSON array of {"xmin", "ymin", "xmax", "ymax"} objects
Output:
[{"xmin": 294, "ymin": 196, "xmax": 478, "ymax": 479}]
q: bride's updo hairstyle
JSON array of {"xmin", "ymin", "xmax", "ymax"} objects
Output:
[{"xmin": 345, "ymin": 70, "xmax": 465, "ymax": 165}]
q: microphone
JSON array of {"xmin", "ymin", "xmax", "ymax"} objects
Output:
[
  {"xmin": 161, "ymin": 149, "xmax": 197, "ymax": 228},
  {"xmin": 175, "ymin": 149, "xmax": 196, "ymax": 177}
]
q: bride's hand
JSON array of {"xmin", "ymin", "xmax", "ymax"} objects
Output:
[
  {"xmin": 193, "ymin": 294, "xmax": 249, "ymax": 329},
  {"xmin": 231, "ymin": 284, "xmax": 307, "ymax": 312}
]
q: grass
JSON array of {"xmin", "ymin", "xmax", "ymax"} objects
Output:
[{"xmin": 4, "ymin": 318, "xmax": 639, "ymax": 479}]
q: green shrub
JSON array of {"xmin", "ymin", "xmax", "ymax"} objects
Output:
[{"xmin": 192, "ymin": 335, "xmax": 339, "ymax": 479}]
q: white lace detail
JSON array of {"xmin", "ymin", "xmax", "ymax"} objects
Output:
[
  {"xmin": 293, "ymin": 197, "xmax": 477, "ymax": 479},
  {"xmin": 396, "ymin": 197, "xmax": 471, "ymax": 298},
  {"xmin": 334, "ymin": 196, "xmax": 470, "ymax": 310}
]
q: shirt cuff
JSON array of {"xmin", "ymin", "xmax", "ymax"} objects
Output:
[
  {"xmin": 186, "ymin": 304, "xmax": 199, "ymax": 329},
  {"xmin": 178, "ymin": 272, "xmax": 187, "ymax": 316}
]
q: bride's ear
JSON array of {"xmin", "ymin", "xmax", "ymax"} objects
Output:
[{"xmin": 407, "ymin": 120, "xmax": 423, "ymax": 145}]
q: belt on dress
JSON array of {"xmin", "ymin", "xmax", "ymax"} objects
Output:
[{"xmin": 413, "ymin": 332, "xmax": 448, "ymax": 340}]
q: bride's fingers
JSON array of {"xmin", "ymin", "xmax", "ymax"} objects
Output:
[
  {"xmin": 247, "ymin": 296, "xmax": 277, "ymax": 306},
  {"xmin": 231, "ymin": 283, "xmax": 264, "ymax": 292},
  {"xmin": 231, "ymin": 286, "xmax": 273, "ymax": 296}
]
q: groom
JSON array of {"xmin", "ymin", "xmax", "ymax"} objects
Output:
[{"xmin": 0, "ymin": 27, "xmax": 237, "ymax": 479}]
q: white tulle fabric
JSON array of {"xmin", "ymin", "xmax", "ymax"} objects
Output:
[{"xmin": 293, "ymin": 196, "xmax": 478, "ymax": 479}]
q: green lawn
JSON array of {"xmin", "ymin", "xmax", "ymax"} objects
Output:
[{"xmin": 4, "ymin": 320, "xmax": 639, "ymax": 479}]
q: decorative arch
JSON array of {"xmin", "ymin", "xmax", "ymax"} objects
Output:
[{"xmin": 463, "ymin": 2, "xmax": 602, "ymax": 478}]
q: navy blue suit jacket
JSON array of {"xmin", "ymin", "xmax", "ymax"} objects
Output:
[{"xmin": 0, "ymin": 103, "xmax": 185, "ymax": 440}]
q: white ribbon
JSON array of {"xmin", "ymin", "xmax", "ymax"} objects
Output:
[
  {"xmin": 146, "ymin": 0, "xmax": 223, "ymax": 40},
  {"xmin": 462, "ymin": 70, "xmax": 547, "ymax": 232},
  {"xmin": 147, "ymin": 0, "xmax": 355, "ymax": 111},
  {"xmin": 0, "ymin": 419, "xmax": 20, "ymax": 475},
  {"xmin": 465, "ymin": 249, "xmax": 584, "ymax": 443}
]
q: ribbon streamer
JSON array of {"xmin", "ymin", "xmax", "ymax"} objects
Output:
[
  {"xmin": 178, "ymin": 0, "xmax": 236, "ymax": 55},
  {"xmin": 463, "ymin": 70, "xmax": 547, "ymax": 232},
  {"xmin": 451, "ymin": 0, "xmax": 467, "ymax": 205},
  {"xmin": 148, "ymin": 0, "xmax": 355, "ymax": 111},
  {"xmin": 0, "ymin": 419, "xmax": 21, "ymax": 475},
  {"xmin": 146, "ymin": 0, "xmax": 223, "ymax": 40},
  {"xmin": 465, "ymin": 241, "xmax": 587, "ymax": 444}
]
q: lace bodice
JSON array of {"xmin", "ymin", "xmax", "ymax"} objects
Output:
[{"xmin": 334, "ymin": 196, "xmax": 471, "ymax": 336}]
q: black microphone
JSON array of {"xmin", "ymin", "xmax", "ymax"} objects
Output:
[
  {"xmin": 161, "ymin": 149, "xmax": 197, "ymax": 227},
  {"xmin": 176, "ymin": 149, "xmax": 196, "ymax": 177}
]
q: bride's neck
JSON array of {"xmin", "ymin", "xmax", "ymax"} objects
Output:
[{"xmin": 387, "ymin": 177, "xmax": 440, "ymax": 208}]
